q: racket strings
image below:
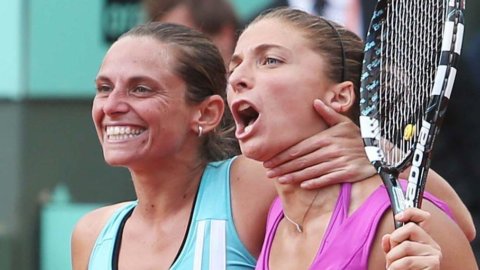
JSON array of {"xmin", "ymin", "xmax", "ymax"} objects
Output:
[{"xmin": 377, "ymin": 0, "xmax": 446, "ymax": 166}]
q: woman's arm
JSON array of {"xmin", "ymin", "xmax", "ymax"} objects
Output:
[
  {"xmin": 399, "ymin": 168, "xmax": 476, "ymax": 241},
  {"xmin": 371, "ymin": 204, "xmax": 477, "ymax": 270},
  {"xmin": 71, "ymin": 211, "xmax": 101, "ymax": 270}
]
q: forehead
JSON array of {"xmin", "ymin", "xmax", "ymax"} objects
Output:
[
  {"xmin": 107, "ymin": 36, "xmax": 172, "ymax": 63},
  {"xmin": 236, "ymin": 18, "xmax": 308, "ymax": 52},
  {"xmin": 99, "ymin": 36, "xmax": 177, "ymax": 77}
]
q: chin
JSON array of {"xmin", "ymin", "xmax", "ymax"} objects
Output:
[
  {"xmin": 103, "ymin": 157, "xmax": 125, "ymax": 167},
  {"xmin": 240, "ymin": 143, "xmax": 274, "ymax": 162},
  {"xmin": 102, "ymin": 151, "xmax": 131, "ymax": 167},
  {"xmin": 242, "ymin": 135, "xmax": 299, "ymax": 162}
]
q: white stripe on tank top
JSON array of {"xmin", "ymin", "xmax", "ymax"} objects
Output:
[
  {"xmin": 193, "ymin": 220, "xmax": 226, "ymax": 270},
  {"xmin": 210, "ymin": 220, "xmax": 226, "ymax": 270}
]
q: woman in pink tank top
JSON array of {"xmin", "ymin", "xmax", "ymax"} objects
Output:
[{"xmin": 226, "ymin": 7, "xmax": 477, "ymax": 270}]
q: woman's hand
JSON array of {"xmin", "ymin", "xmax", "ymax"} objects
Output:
[
  {"xmin": 382, "ymin": 208, "xmax": 442, "ymax": 270},
  {"xmin": 263, "ymin": 99, "xmax": 375, "ymax": 189}
]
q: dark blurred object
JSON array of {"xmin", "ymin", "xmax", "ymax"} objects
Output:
[
  {"xmin": 431, "ymin": 34, "xmax": 480, "ymax": 260},
  {"xmin": 102, "ymin": 0, "xmax": 143, "ymax": 44},
  {"xmin": 142, "ymin": 0, "xmax": 240, "ymax": 63}
]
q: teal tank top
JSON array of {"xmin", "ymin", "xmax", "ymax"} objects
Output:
[{"xmin": 88, "ymin": 157, "xmax": 256, "ymax": 270}]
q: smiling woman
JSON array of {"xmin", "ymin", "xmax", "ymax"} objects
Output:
[
  {"xmin": 74, "ymin": 24, "xmax": 257, "ymax": 270},
  {"xmin": 93, "ymin": 36, "xmax": 206, "ymax": 167}
]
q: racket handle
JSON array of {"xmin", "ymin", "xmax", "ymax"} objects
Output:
[{"xmin": 379, "ymin": 171, "xmax": 405, "ymax": 228}]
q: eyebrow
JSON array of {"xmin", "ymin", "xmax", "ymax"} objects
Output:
[
  {"xmin": 94, "ymin": 75, "xmax": 157, "ymax": 84},
  {"xmin": 94, "ymin": 75, "xmax": 110, "ymax": 84},
  {"xmin": 229, "ymin": 43, "xmax": 289, "ymax": 70}
]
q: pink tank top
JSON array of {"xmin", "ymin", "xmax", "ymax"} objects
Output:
[{"xmin": 255, "ymin": 182, "xmax": 452, "ymax": 270}]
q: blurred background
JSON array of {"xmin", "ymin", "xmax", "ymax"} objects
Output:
[{"xmin": 0, "ymin": 0, "xmax": 479, "ymax": 269}]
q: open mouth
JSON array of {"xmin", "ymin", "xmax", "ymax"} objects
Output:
[
  {"xmin": 238, "ymin": 103, "xmax": 259, "ymax": 127},
  {"xmin": 233, "ymin": 101, "xmax": 259, "ymax": 135}
]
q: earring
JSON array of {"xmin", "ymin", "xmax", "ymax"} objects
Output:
[{"xmin": 198, "ymin": 125, "xmax": 203, "ymax": 137}]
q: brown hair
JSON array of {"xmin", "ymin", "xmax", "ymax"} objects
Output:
[
  {"xmin": 120, "ymin": 22, "xmax": 239, "ymax": 161},
  {"xmin": 249, "ymin": 7, "xmax": 364, "ymax": 122},
  {"xmin": 143, "ymin": 0, "xmax": 239, "ymax": 37}
]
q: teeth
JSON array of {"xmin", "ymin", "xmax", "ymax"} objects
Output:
[
  {"xmin": 244, "ymin": 124, "xmax": 253, "ymax": 134},
  {"xmin": 106, "ymin": 126, "xmax": 145, "ymax": 138},
  {"xmin": 107, "ymin": 134, "xmax": 139, "ymax": 140},
  {"xmin": 238, "ymin": 103, "xmax": 251, "ymax": 112}
]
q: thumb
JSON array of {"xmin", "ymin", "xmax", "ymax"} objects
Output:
[
  {"xmin": 313, "ymin": 99, "xmax": 350, "ymax": 127},
  {"xmin": 381, "ymin": 234, "xmax": 392, "ymax": 253}
]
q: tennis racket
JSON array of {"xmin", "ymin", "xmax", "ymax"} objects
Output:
[{"xmin": 359, "ymin": 0, "xmax": 465, "ymax": 228}]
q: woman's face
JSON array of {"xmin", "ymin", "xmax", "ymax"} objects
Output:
[
  {"xmin": 227, "ymin": 18, "xmax": 335, "ymax": 162},
  {"xmin": 92, "ymin": 36, "xmax": 197, "ymax": 169}
]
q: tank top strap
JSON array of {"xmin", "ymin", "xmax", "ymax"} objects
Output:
[
  {"xmin": 88, "ymin": 201, "xmax": 137, "ymax": 270},
  {"xmin": 171, "ymin": 156, "xmax": 256, "ymax": 270},
  {"xmin": 192, "ymin": 158, "xmax": 235, "ymax": 220}
]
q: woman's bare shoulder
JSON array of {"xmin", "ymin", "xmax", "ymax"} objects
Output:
[
  {"xmin": 369, "ymin": 199, "xmax": 477, "ymax": 269},
  {"xmin": 229, "ymin": 155, "xmax": 276, "ymax": 257},
  {"xmin": 71, "ymin": 202, "xmax": 132, "ymax": 270},
  {"xmin": 74, "ymin": 202, "xmax": 130, "ymax": 234}
]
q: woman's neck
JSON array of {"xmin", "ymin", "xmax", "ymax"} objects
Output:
[
  {"xmin": 275, "ymin": 181, "xmax": 341, "ymax": 233},
  {"xmin": 129, "ymin": 156, "xmax": 206, "ymax": 220}
]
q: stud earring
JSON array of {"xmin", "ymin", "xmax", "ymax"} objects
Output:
[{"xmin": 198, "ymin": 125, "xmax": 203, "ymax": 137}]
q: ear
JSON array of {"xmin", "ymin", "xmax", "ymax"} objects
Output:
[
  {"xmin": 191, "ymin": 95, "xmax": 225, "ymax": 136},
  {"xmin": 324, "ymin": 81, "xmax": 356, "ymax": 114}
]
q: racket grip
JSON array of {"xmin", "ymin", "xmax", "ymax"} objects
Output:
[{"xmin": 379, "ymin": 171, "xmax": 406, "ymax": 228}]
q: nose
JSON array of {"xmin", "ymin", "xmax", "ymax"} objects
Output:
[
  {"xmin": 102, "ymin": 88, "xmax": 129, "ymax": 116},
  {"xmin": 228, "ymin": 62, "xmax": 254, "ymax": 94}
]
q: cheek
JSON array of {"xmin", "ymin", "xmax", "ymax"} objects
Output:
[
  {"xmin": 91, "ymin": 99, "xmax": 107, "ymax": 140},
  {"xmin": 225, "ymin": 88, "xmax": 234, "ymax": 107},
  {"xmin": 91, "ymin": 101, "xmax": 103, "ymax": 127}
]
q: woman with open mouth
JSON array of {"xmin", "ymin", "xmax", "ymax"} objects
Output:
[{"xmin": 227, "ymin": 7, "xmax": 477, "ymax": 270}]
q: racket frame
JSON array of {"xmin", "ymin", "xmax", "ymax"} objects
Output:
[{"xmin": 359, "ymin": 0, "xmax": 465, "ymax": 228}]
